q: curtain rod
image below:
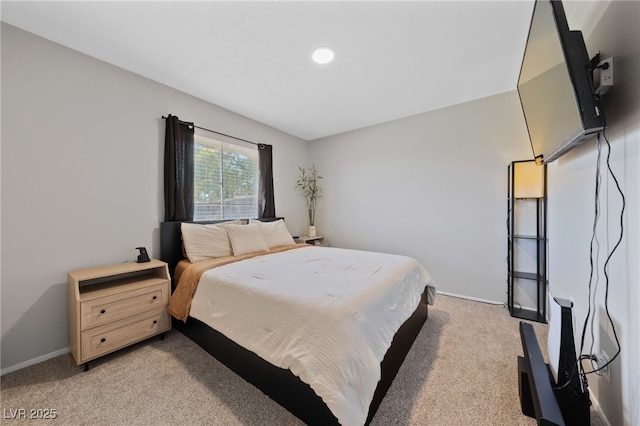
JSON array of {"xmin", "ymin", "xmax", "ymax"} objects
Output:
[{"xmin": 162, "ymin": 115, "xmax": 264, "ymax": 147}]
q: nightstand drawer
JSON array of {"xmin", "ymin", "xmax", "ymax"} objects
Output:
[
  {"xmin": 80, "ymin": 283, "xmax": 168, "ymax": 330},
  {"xmin": 80, "ymin": 307, "xmax": 170, "ymax": 361}
]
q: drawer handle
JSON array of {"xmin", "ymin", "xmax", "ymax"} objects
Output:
[
  {"xmin": 153, "ymin": 320, "xmax": 158, "ymax": 324},
  {"xmin": 100, "ymin": 338, "xmax": 106, "ymax": 343},
  {"xmin": 152, "ymin": 296, "xmax": 157, "ymax": 300},
  {"xmin": 100, "ymin": 309, "xmax": 106, "ymax": 314}
]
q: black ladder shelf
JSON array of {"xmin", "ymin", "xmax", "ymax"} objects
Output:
[{"xmin": 507, "ymin": 160, "xmax": 547, "ymax": 323}]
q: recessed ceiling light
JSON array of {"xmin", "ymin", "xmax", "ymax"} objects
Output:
[{"xmin": 312, "ymin": 47, "xmax": 335, "ymax": 64}]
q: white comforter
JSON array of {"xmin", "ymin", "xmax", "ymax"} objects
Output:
[{"xmin": 188, "ymin": 246, "xmax": 435, "ymax": 426}]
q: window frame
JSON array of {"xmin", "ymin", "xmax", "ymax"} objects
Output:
[{"xmin": 193, "ymin": 132, "xmax": 259, "ymax": 221}]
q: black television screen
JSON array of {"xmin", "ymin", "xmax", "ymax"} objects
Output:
[{"xmin": 517, "ymin": 0, "xmax": 604, "ymax": 164}]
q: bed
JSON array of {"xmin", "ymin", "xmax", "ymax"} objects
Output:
[{"xmin": 160, "ymin": 218, "xmax": 435, "ymax": 426}]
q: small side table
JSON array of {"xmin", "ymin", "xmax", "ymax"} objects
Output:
[{"xmin": 296, "ymin": 236, "xmax": 328, "ymax": 247}]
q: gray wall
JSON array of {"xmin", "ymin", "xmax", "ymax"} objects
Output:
[
  {"xmin": 549, "ymin": 1, "xmax": 639, "ymax": 424},
  {"xmin": 309, "ymin": 91, "xmax": 534, "ymax": 303},
  {"xmin": 1, "ymin": 23, "xmax": 309, "ymax": 372}
]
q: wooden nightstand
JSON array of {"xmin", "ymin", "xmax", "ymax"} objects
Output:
[
  {"xmin": 68, "ymin": 259, "xmax": 171, "ymax": 370},
  {"xmin": 296, "ymin": 236, "xmax": 328, "ymax": 246}
]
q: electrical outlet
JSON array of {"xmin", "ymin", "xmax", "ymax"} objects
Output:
[
  {"xmin": 599, "ymin": 352, "xmax": 610, "ymax": 383},
  {"xmin": 595, "ymin": 57, "xmax": 614, "ymax": 96}
]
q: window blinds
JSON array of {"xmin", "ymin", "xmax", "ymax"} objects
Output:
[{"xmin": 193, "ymin": 134, "xmax": 259, "ymax": 220}]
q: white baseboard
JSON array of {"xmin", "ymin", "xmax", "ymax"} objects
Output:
[
  {"xmin": 436, "ymin": 290, "xmax": 505, "ymax": 306},
  {"xmin": 1, "ymin": 347, "xmax": 70, "ymax": 376},
  {"xmin": 589, "ymin": 394, "xmax": 612, "ymax": 426}
]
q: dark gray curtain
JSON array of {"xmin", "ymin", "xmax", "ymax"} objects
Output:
[
  {"xmin": 258, "ymin": 144, "xmax": 275, "ymax": 218},
  {"xmin": 164, "ymin": 115, "xmax": 195, "ymax": 222}
]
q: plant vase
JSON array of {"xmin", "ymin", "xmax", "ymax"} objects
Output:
[{"xmin": 296, "ymin": 165, "xmax": 322, "ymax": 241}]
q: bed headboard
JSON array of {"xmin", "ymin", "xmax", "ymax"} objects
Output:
[{"xmin": 160, "ymin": 217, "xmax": 283, "ymax": 279}]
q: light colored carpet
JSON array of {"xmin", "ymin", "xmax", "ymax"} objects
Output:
[{"xmin": 1, "ymin": 294, "xmax": 604, "ymax": 425}]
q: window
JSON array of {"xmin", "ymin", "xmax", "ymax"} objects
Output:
[{"xmin": 193, "ymin": 133, "xmax": 259, "ymax": 220}]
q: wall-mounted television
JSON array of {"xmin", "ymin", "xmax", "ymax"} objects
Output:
[{"xmin": 517, "ymin": 0, "xmax": 604, "ymax": 164}]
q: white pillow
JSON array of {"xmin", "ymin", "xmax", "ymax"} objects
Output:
[
  {"xmin": 250, "ymin": 219, "xmax": 295, "ymax": 248},
  {"xmin": 226, "ymin": 223, "xmax": 269, "ymax": 256},
  {"xmin": 181, "ymin": 221, "xmax": 238, "ymax": 263}
]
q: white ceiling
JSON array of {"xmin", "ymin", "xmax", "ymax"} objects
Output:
[{"xmin": 1, "ymin": 1, "xmax": 537, "ymax": 141}]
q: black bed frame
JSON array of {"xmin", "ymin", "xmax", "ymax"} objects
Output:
[{"xmin": 160, "ymin": 219, "xmax": 429, "ymax": 425}]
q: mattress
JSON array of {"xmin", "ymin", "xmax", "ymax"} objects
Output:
[{"xmin": 187, "ymin": 246, "xmax": 435, "ymax": 426}]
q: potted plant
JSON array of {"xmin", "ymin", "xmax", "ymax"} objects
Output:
[{"xmin": 295, "ymin": 165, "xmax": 322, "ymax": 237}]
